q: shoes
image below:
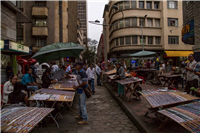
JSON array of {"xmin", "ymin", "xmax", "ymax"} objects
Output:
[
  {"xmin": 78, "ymin": 121, "xmax": 88, "ymax": 125},
  {"xmin": 92, "ymin": 91, "xmax": 95, "ymax": 94},
  {"xmin": 75, "ymin": 116, "xmax": 83, "ymax": 119}
]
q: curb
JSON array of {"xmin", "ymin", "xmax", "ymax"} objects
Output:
[{"xmin": 104, "ymin": 82, "xmax": 153, "ymax": 133}]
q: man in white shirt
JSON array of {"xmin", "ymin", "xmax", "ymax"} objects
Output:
[
  {"xmin": 86, "ymin": 63, "xmax": 95, "ymax": 93},
  {"xmin": 96, "ymin": 63, "xmax": 102, "ymax": 86},
  {"xmin": 52, "ymin": 62, "xmax": 58, "ymax": 72},
  {"xmin": 66, "ymin": 63, "xmax": 73, "ymax": 74}
]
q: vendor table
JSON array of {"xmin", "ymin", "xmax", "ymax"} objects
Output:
[
  {"xmin": 158, "ymin": 101, "xmax": 200, "ymax": 132},
  {"xmin": 1, "ymin": 107, "xmax": 53, "ymax": 133},
  {"xmin": 116, "ymin": 77, "xmax": 143, "ymax": 102},
  {"xmin": 108, "ymin": 73, "xmax": 132, "ymax": 80},
  {"xmin": 104, "ymin": 69, "xmax": 116, "ymax": 75},
  {"xmin": 157, "ymin": 73, "xmax": 181, "ymax": 88},
  {"xmin": 49, "ymin": 78, "xmax": 76, "ymax": 91}
]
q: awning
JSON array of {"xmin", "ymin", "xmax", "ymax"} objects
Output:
[{"xmin": 164, "ymin": 51, "xmax": 193, "ymax": 57}]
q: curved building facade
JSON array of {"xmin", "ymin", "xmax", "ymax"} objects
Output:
[{"xmin": 103, "ymin": 1, "xmax": 193, "ymax": 63}]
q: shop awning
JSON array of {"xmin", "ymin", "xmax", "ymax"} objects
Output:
[{"xmin": 164, "ymin": 51, "xmax": 193, "ymax": 57}]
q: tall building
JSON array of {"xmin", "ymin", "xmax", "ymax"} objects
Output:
[
  {"xmin": 103, "ymin": 1, "xmax": 193, "ymax": 66},
  {"xmin": 182, "ymin": 1, "xmax": 200, "ymax": 61},
  {"xmin": 16, "ymin": 1, "xmax": 78, "ymax": 56},
  {"xmin": 97, "ymin": 34, "xmax": 104, "ymax": 62},
  {"xmin": 77, "ymin": 1, "xmax": 87, "ymax": 46}
]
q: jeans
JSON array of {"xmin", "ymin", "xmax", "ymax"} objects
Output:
[
  {"xmin": 97, "ymin": 74, "xmax": 101, "ymax": 85},
  {"xmin": 118, "ymin": 83, "xmax": 124, "ymax": 95},
  {"xmin": 78, "ymin": 93, "xmax": 88, "ymax": 121},
  {"xmin": 27, "ymin": 85, "xmax": 39, "ymax": 92},
  {"xmin": 88, "ymin": 78, "xmax": 95, "ymax": 91}
]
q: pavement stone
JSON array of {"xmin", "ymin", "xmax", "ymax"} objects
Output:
[{"xmin": 30, "ymin": 85, "xmax": 139, "ymax": 133}]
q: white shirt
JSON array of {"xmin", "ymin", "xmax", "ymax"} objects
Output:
[
  {"xmin": 52, "ymin": 65, "xmax": 58, "ymax": 72},
  {"xmin": 187, "ymin": 60, "xmax": 198, "ymax": 81},
  {"xmin": 86, "ymin": 67, "xmax": 95, "ymax": 80},
  {"xmin": 66, "ymin": 65, "xmax": 71, "ymax": 73},
  {"xmin": 3, "ymin": 81, "xmax": 14, "ymax": 103},
  {"xmin": 162, "ymin": 64, "xmax": 165, "ymax": 70},
  {"xmin": 96, "ymin": 66, "xmax": 101, "ymax": 75}
]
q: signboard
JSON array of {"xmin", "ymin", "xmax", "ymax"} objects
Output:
[
  {"xmin": 182, "ymin": 20, "xmax": 194, "ymax": 44},
  {"xmin": 9, "ymin": 41, "xmax": 29, "ymax": 53},
  {"xmin": 1, "ymin": 40, "xmax": 4, "ymax": 49}
]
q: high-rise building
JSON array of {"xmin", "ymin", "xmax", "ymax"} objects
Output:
[
  {"xmin": 103, "ymin": 1, "xmax": 193, "ymax": 66},
  {"xmin": 77, "ymin": 1, "xmax": 87, "ymax": 46}
]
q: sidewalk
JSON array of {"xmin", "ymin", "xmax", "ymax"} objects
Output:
[{"xmin": 105, "ymin": 82, "xmax": 190, "ymax": 133}]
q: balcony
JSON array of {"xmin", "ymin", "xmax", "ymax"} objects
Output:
[
  {"xmin": 32, "ymin": 27, "xmax": 48, "ymax": 36},
  {"xmin": 32, "ymin": 7, "xmax": 48, "ymax": 18}
]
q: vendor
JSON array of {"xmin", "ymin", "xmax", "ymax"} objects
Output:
[
  {"xmin": 115, "ymin": 62, "xmax": 126, "ymax": 98},
  {"xmin": 171, "ymin": 65, "xmax": 182, "ymax": 74},
  {"xmin": 42, "ymin": 68, "xmax": 57, "ymax": 88}
]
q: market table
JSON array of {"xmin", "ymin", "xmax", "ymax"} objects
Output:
[
  {"xmin": 48, "ymin": 78, "xmax": 76, "ymax": 91},
  {"xmin": 158, "ymin": 101, "xmax": 200, "ymax": 132},
  {"xmin": 1, "ymin": 107, "xmax": 54, "ymax": 133},
  {"xmin": 157, "ymin": 73, "xmax": 181, "ymax": 88},
  {"xmin": 104, "ymin": 69, "xmax": 116, "ymax": 75},
  {"xmin": 116, "ymin": 77, "xmax": 143, "ymax": 102},
  {"xmin": 134, "ymin": 69, "xmax": 157, "ymax": 81}
]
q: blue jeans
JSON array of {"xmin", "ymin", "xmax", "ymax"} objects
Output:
[
  {"xmin": 26, "ymin": 85, "xmax": 39, "ymax": 92},
  {"xmin": 78, "ymin": 93, "xmax": 88, "ymax": 121},
  {"xmin": 88, "ymin": 78, "xmax": 95, "ymax": 91}
]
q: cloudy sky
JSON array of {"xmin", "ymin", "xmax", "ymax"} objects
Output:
[{"xmin": 87, "ymin": 1, "xmax": 108, "ymax": 42}]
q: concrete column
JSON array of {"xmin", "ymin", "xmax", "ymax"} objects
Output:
[
  {"xmin": 144, "ymin": 0, "xmax": 146, "ymax": 9},
  {"xmin": 153, "ymin": 36, "xmax": 155, "ymax": 45},
  {"xmin": 145, "ymin": 36, "xmax": 147, "ymax": 45},
  {"xmin": 137, "ymin": 36, "xmax": 140, "ymax": 45},
  {"xmin": 136, "ymin": 1, "xmax": 138, "ymax": 8},
  {"xmin": 152, "ymin": 1, "xmax": 154, "ymax": 9},
  {"xmin": 153, "ymin": 19, "xmax": 155, "ymax": 27}
]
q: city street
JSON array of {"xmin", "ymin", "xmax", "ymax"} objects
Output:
[{"xmin": 31, "ymin": 85, "xmax": 140, "ymax": 133}]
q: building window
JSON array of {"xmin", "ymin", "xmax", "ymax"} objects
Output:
[
  {"xmin": 154, "ymin": 2, "xmax": 159, "ymax": 9},
  {"xmin": 168, "ymin": 36, "xmax": 179, "ymax": 44},
  {"xmin": 125, "ymin": 18, "xmax": 130, "ymax": 27},
  {"xmin": 119, "ymin": 2, "xmax": 124, "ymax": 10},
  {"xmin": 114, "ymin": 21, "xmax": 118, "ymax": 29},
  {"xmin": 148, "ymin": 37, "xmax": 153, "ymax": 45},
  {"xmin": 131, "ymin": 18, "xmax": 137, "ymax": 26},
  {"xmin": 139, "ymin": 18, "xmax": 145, "ymax": 26},
  {"xmin": 119, "ymin": 20, "xmax": 124, "ymax": 28},
  {"xmin": 125, "ymin": 36, "xmax": 131, "ymax": 45},
  {"xmin": 167, "ymin": 1, "xmax": 177, "ymax": 9},
  {"xmin": 36, "ymin": 19, "xmax": 47, "ymax": 26},
  {"xmin": 132, "ymin": 36, "xmax": 137, "ymax": 44},
  {"xmin": 131, "ymin": 1, "xmax": 136, "ymax": 8},
  {"xmin": 140, "ymin": 36, "xmax": 146, "ymax": 44},
  {"xmin": 155, "ymin": 19, "xmax": 160, "ymax": 27},
  {"xmin": 124, "ymin": 1, "xmax": 130, "ymax": 9},
  {"xmin": 16, "ymin": 1, "xmax": 23, "ymax": 11},
  {"xmin": 168, "ymin": 18, "xmax": 178, "ymax": 27},
  {"xmin": 35, "ymin": 1, "xmax": 46, "ymax": 7},
  {"xmin": 17, "ymin": 22, "xmax": 23, "ymax": 29},
  {"xmin": 139, "ymin": 1, "xmax": 144, "ymax": 9},
  {"xmin": 116, "ymin": 38, "xmax": 119, "ymax": 46},
  {"xmin": 120, "ymin": 37, "xmax": 124, "ymax": 45},
  {"xmin": 17, "ymin": 36, "xmax": 23, "ymax": 44},
  {"xmin": 147, "ymin": 2, "xmax": 152, "ymax": 9},
  {"xmin": 36, "ymin": 38, "xmax": 46, "ymax": 47},
  {"xmin": 147, "ymin": 19, "xmax": 152, "ymax": 27},
  {"xmin": 155, "ymin": 37, "xmax": 161, "ymax": 45}
]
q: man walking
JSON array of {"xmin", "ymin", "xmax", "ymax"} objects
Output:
[
  {"xmin": 86, "ymin": 63, "xmax": 95, "ymax": 94},
  {"xmin": 96, "ymin": 63, "xmax": 102, "ymax": 86},
  {"xmin": 185, "ymin": 54, "xmax": 198, "ymax": 94},
  {"xmin": 73, "ymin": 61, "xmax": 88, "ymax": 124}
]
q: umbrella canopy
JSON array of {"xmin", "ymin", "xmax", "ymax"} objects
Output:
[
  {"xmin": 129, "ymin": 50, "xmax": 156, "ymax": 57},
  {"xmin": 31, "ymin": 42, "xmax": 85, "ymax": 63}
]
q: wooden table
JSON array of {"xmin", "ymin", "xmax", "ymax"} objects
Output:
[
  {"xmin": 116, "ymin": 77, "xmax": 143, "ymax": 102},
  {"xmin": 157, "ymin": 73, "xmax": 181, "ymax": 88},
  {"xmin": 1, "ymin": 107, "xmax": 53, "ymax": 133},
  {"xmin": 104, "ymin": 69, "xmax": 116, "ymax": 75},
  {"xmin": 134, "ymin": 69, "xmax": 157, "ymax": 80},
  {"xmin": 158, "ymin": 101, "xmax": 200, "ymax": 132},
  {"xmin": 49, "ymin": 79, "xmax": 76, "ymax": 91}
]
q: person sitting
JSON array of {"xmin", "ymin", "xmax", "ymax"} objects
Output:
[
  {"xmin": 42, "ymin": 68, "xmax": 57, "ymax": 88},
  {"xmin": 8, "ymin": 82, "xmax": 29, "ymax": 106},
  {"xmin": 21, "ymin": 68, "xmax": 41, "ymax": 93},
  {"xmin": 3, "ymin": 75, "xmax": 18, "ymax": 104}
]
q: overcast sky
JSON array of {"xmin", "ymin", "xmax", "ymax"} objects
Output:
[{"xmin": 87, "ymin": 1, "xmax": 108, "ymax": 42}]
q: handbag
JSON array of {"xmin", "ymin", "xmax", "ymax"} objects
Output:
[{"xmin": 76, "ymin": 79, "xmax": 91, "ymax": 98}]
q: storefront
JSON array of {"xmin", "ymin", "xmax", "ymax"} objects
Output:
[{"xmin": 1, "ymin": 40, "xmax": 31, "ymax": 84}]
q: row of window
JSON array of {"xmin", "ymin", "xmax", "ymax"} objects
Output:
[{"xmin": 16, "ymin": 36, "xmax": 46, "ymax": 47}]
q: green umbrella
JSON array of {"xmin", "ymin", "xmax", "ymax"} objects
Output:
[
  {"xmin": 31, "ymin": 42, "xmax": 86, "ymax": 63},
  {"xmin": 129, "ymin": 50, "xmax": 156, "ymax": 57}
]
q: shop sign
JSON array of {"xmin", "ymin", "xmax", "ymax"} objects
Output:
[
  {"xmin": 1, "ymin": 40, "xmax": 4, "ymax": 49},
  {"xmin": 182, "ymin": 20, "xmax": 194, "ymax": 44},
  {"xmin": 9, "ymin": 41, "xmax": 29, "ymax": 53}
]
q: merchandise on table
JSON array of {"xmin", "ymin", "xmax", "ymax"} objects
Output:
[
  {"xmin": 1, "ymin": 107, "xmax": 53, "ymax": 133},
  {"xmin": 50, "ymin": 94, "xmax": 60, "ymax": 100},
  {"xmin": 40, "ymin": 89, "xmax": 75, "ymax": 95},
  {"xmin": 33, "ymin": 94, "xmax": 52, "ymax": 100}
]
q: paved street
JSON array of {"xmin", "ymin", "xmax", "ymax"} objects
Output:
[{"xmin": 31, "ymin": 85, "xmax": 140, "ymax": 133}]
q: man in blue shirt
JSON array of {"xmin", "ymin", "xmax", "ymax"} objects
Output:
[
  {"xmin": 21, "ymin": 68, "xmax": 41, "ymax": 92},
  {"xmin": 73, "ymin": 61, "xmax": 88, "ymax": 124}
]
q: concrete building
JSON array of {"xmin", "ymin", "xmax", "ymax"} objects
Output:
[
  {"xmin": 182, "ymin": 1, "xmax": 200, "ymax": 61},
  {"xmin": 17, "ymin": 1, "xmax": 77, "ymax": 55},
  {"xmin": 97, "ymin": 34, "xmax": 104, "ymax": 62},
  {"xmin": 103, "ymin": 1, "xmax": 193, "ymax": 66},
  {"xmin": 77, "ymin": 1, "xmax": 87, "ymax": 46}
]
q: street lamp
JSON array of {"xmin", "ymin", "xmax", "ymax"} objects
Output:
[
  {"xmin": 141, "ymin": 15, "xmax": 147, "ymax": 51},
  {"xmin": 89, "ymin": 5, "xmax": 124, "ymax": 26}
]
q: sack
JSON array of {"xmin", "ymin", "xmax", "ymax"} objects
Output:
[{"xmin": 76, "ymin": 79, "xmax": 91, "ymax": 98}]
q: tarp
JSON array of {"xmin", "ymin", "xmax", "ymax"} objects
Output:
[{"xmin": 164, "ymin": 51, "xmax": 193, "ymax": 57}]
